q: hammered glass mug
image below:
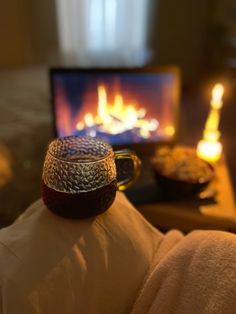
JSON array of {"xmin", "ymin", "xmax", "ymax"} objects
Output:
[{"xmin": 42, "ymin": 136, "xmax": 141, "ymax": 218}]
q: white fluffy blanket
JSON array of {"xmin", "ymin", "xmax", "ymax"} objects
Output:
[{"xmin": 132, "ymin": 229, "xmax": 236, "ymax": 314}]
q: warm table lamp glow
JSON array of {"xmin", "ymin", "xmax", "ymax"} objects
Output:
[{"xmin": 197, "ymin": 84, "xmax": 224, "ymax": 163}]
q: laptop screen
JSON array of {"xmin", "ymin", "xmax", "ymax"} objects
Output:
[{"xmin": 50, "ymin": 68, "xmax": 179, "ymax": 146}]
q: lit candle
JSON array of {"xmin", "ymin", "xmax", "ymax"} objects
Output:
[
  {"xmin": 197, "ymin": 139, "xmax": 222, "ymax": 163},
  {"xmin": 196, "ymin": 83, "xmax": 224, "ymax": 163},
  {"xmin": 205, "ymin": 84, "xmax": 224, "ymax": 132},
  {"xmin": 211, "ymin": 83, "xmax": 224, "ymax": 110}
]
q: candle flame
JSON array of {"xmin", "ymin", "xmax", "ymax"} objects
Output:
[
  {"xmin": 197, "ymin": 140, "xmax": 222, "ymax": 163},
  {"xmin": 196, "ymin": 82, "xmax": 224, "ymax": 163},
  {"xmin": 211, "ymin": 83, "xmax": 224, "ymax": 109}
]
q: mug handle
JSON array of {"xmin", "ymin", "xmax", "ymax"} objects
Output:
[{"xmin": 114, "ymin": 150, "xmax": 141, "ymax": 191}]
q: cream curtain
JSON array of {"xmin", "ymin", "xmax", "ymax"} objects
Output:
[{"xmin": 56, "ymin": 0, "xmax": 152, "ymax": 67}]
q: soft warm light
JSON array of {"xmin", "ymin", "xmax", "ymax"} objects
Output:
[
  {"xmin": 197, "ymin": 82, "xmax": 224, "ymax": 162},
  {"xmin": 197, "ymin": 139, "xmax": 222, "ymax": 163},
  {"xmin": 84, "ymin": 113, "xmax": 94, "ymax": 127},
  {"xmin": 211, "ymin": 83, "xmax": 224, "ymax": 109},
  {"xmin": 165, "ymin": 125, "xmax": 175, "ymax": 136},
  {"xmin": 0, "ymin": 146, "xmax": 12, "ymax": 187},
  {"xmin": 203, "ymin": 130, "xmax": 220, "ymax": 142},
  {"xmin": 76, "ymin": 121, "xmax": 84, "ymax": 131},
  {"xmin": 97, "ymin": 85, "xmax": 111, "ymax": 124},
  {"xmin": 204, "ymin": 109, "xmax": 221, "ymax": 133}
]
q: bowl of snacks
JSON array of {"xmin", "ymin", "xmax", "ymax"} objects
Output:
[{"xmin": 151, "ymin": 146, "xmax": 215, "ymax": 200}]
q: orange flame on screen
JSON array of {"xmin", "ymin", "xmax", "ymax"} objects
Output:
[{"xmin": 76, "ymin": 85, "xmax": 159, "ymax": 139}]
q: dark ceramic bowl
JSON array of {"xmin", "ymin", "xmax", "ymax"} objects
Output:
[
  {"xmin": 153, "ymin": 165, "xmax": 214, "ymax": 200},
  {"xmin": 151, "ymin": 145, "xmax": 215, "ymax": 200}
]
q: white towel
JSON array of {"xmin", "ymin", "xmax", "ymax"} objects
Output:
[{"xmin": 132, "ymin": 230, "xmax": 236, "ymax": 314}]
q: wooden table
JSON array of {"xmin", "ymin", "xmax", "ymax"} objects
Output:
[{"xmin": 128, "ymin": 158, "xmax": 236, "ymax": 233}]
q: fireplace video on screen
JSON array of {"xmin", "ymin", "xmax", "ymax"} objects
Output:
[{"xmin": 51, "ymin": 70, "xmax": 178, "ymax": 145}]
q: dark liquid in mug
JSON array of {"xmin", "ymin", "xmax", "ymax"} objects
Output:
[{"xmin": 42, "ymin": 180, "xmax": 117, "ymax": 219}]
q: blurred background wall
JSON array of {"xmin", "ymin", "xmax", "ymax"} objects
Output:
[
  {"xmin": 0, "ymin": 0, "xmax": 236, "ymax": 85},
  {"xmin": 0, "ymin": 0, "xmax": 58, "ymax": 67},
  {"xmin": 0, "ymin": 0, "xmax": 33, "ymax": 66}
]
